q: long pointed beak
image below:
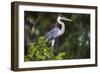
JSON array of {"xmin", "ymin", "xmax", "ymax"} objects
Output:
[{"xmin": 63, "ymin": 17, "xmax": 72, "ymax": 22}]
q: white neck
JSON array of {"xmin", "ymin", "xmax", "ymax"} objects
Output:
[{"xmin": 57, "ymin": 18, "xmax": 65, "ymax": 35}]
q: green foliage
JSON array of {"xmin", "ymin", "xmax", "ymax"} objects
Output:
[{"xmin": 25, "ymin": 36, "xmax": 65, "ymax": 61}]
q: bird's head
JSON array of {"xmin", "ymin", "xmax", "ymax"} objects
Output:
[{"xmin": 57, "ymin": 15, "xmax": 72, "ymax": 22}]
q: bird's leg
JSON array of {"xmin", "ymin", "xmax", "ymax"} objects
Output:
[{"xmin": 51, "ymin": 39, "xmax": 55, "ymax": 56}]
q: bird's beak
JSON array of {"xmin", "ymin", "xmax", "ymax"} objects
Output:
[{"xmin": 62, "ymin": 17, "xmax": 72, "ymax": 22}]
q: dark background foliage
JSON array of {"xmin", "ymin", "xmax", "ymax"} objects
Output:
[{"xmin": 24, "ymin": 11, "xmax": 90, "ymax": 61}]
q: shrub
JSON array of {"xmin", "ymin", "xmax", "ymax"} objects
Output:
[{"xmin": 25, "ymin": 36, "xmax": 65, "ymax": 61}]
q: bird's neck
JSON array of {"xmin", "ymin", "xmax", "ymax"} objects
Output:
[{"xmin": 57, "ymin": 19, "xmax": 65, "ymax": 35}]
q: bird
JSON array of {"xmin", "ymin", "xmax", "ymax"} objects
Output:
[{"xmin": 45, "ymin": 15, "xmax": 72, "ymax": 55}]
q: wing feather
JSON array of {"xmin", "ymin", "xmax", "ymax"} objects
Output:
[{"xmin": 45, "ymin": 27, "xmax": 60, "ymax": 41}]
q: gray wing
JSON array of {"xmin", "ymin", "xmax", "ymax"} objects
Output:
[{"xmin": 45, "ymin": 27, "xmax": 60, "ymax": 41}]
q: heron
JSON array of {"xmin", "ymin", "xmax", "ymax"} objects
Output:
[{"xmin": 45, "ymin": 16, "xmax": 72, "ymax": 55}]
